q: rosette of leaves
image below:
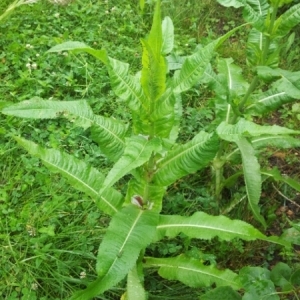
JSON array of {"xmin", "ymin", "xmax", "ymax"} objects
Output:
[{"xmin": 2, "ymin": 0, "xmax": 299, "ymax": 299}]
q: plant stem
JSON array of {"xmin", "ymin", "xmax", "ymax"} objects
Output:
[{"xmin": 238, "ymin": 76, "xmax": 259, "ymax": 114}]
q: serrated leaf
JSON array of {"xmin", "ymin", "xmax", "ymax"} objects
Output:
[
  {"xmin": 200, "ymin": 286, "xmax": 242, "ymax": 300},
  {"xmin": 140, "ymin": 0, "xmax": 166, "ymax": 104},
  {"xmin": 100, "ymin": 136, "xmax": 161, "ymax": 194},
  {"xmin": 217, "ymin": 118, "xmax": 300, "ymax": 142},
  {"xmin": 243, "ymin": 0, "xmax": 269, "ymax": 24},
  {"xmin": 107, "ymin": 57, "xmax": 148, "ymax": 113},
  {"xmin": 126, "ymin": 266, "xmax": 147, "ymax": 300},
  {"xmin": 246, "ymin": 88, "xmax": 293, "ymax": 115},
  {"xmin": 141, "ymin": 39, "xmax": 166, "ymax": 103},
  {"xmin": 47, "ymin": 41, "xmax": 108, "ymax": 64},
  {"xmin": 217, "ymin": 0, "xmax": 244, "ymax": 9},
  {"xmin": 172, "ymin": 44, "xmax": 214, "ymax": 94},
  {"xmin": 90, "ymin": 115, "xmax": 128, "ymax": 162},
  {"xmin": 275, "ymin": 3, "xmax": 300, "ymax": 37},
  {"xmin": 156, "ymin": 211, "xmax": 266, "ymax": 242},
  {"xmin": 147, "ymin": 0, "xmax": 162, "ymax": 59},
  {"xmin": 2, "ymin": 99, "xmax": 128, "ymax": 162},
  {"xmin": 172, "ymin": 24, "xmax": 247, "ymax": 94},
  {"xmin": 202, "ymin": 63, "xmax": 227, "ymax": 97},
  {"xmin": 246, "ymin": 28, "xmax": 279, "ymax": 67},
  {"xmin": 71, "ymin": 205, "xmax": 158, "ymax": 300},
  {"xmin": 273, "ymin": 77, "xmax": 300, "ymax": 99},
  {"xmin": 162, "ymin": 16, "xmax": 174, "ymax": 55},
  {"xmin": 153, "ymin": 132, "xmax": 219, "ymax": 186},
  {"xmin": 15, "ymin": 137, "xmax": 122, "ymax": 215},
  {"xmin": 217, "ymin": 0, "xmax": 269, "ymax": 25},
  {"xmin": 252, "ymin": 135, "xmax": 300, "ymax": 149},
  {"xmin": 151, "ymin": 89, "xmax": 177, "ymax": 138},
  {"xmin": 217, "ymin": 58, "xmax": 249, "ymax": 96},
  {"xmin": 2, "ymin": 98, "xmax": 93, "ymax": 124},
  {"xmin": 236, "ymin": 137, "xmax": 266, "ymax": 228},
  {"xmin": 144, "ymin": 255, "xmax": 241, "ymax": 289}
]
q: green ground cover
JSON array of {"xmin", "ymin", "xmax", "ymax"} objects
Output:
[{"xmin": 1, "ymin": 0, "xmax": 300, "ymax": 299}]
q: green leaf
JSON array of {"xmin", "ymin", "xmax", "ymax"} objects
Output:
[
  {"xmin": 147, "ymin": 0, "xmax": 162, "ymax": 59},
  {"xmin": 90, "ymin": 115, "xmax": 128, "ymax": 162},
  {"xmin": 256, "ymin": 67, "xmax": 300, "ymax": 99},
  {"xmin": 261, "ymin": 168, "xmax": 300, "ymax": 192},
  {"xmin": 217, "ymin": 58, "xmax": 249, "ymax": 96},
  {"xmin": 71, "ymin": 205, "xmax": 158, "ymax": 299},
  {"xmin": 151, "ymin": 89, "xmax": 178, "ymax": 138},
  {"xmin": 243, "ymin": 0, "xmax": 269, "ymax": 24},
  {"xmin": 291, "ymin": 269, "xmax": 300, "ymax": 286},
  {"xmin": 217, "ymin": 0, "xmax": 269, "ymax": 24},
  {"xmin": 270, "ymin": 262, "xmax": 293, "ymax": 292},
  {"xmin": 172, "ymin": 23, "xmax": 256, "ymax": 94},
  {"xmin": 251, "ymin": 135, "xmax": 300, "ymax": 149},
  {"xmin": 126, "ymin": 266, "xmax": 147, "ymax": 300},
  {"xmin": 125, "ymin": 178, "xmax": 166, "ymax": 213},
  {"xmin": 38, "ymin": 225, "xmax": 55, "ymax": 237},
  {"xmin": 281, "ymin": 227, "xmax": 300, "ymax": 246},
  {"xmin": 246, "ymin": 88, "xmax": 293, "ymax": 115},
  {"xmin": 100, "ymin": 136, "xmax": 161, "ymax": 194},
  {"xmin": 200, "ymin": 286, "xmax": 242, "ymax": 300},
  {"xmin": 246, "ymin": 28, "xmax": 279, "ymax": 67},
  {"xmin": 256, "ymin": 66, "xmax": 300, "ymax": 82},
  {"xmin": 239, "ymin": 267, "xmax": 279, "ymax": 300},
  {"xmin": 141, "ymin": 39, "xmax": 166, "ymax": 103},
  {"xmin": 217, "ymin": 118, "xmax": 300, "ymax": 142},
  {"xmin": 140, "ymin": 0, "xmax": 166, "ymax": 103},
  {"xmin": 235, "ymin": 138, "xmax": 266, "ymax": 228},
  {"xmin": 153, "ymin": 132, "xmax": 219, "ymax": 186},
  {"xmin": 273, "ymin": 77, "xmax": 300, "ymax": 99},
  {"xmin": 156, "ymin": 211, "xmax": 266, "ymax": 242},
  {"xmin": 47, "ymin": 41, "xmax": 108, "ymax": 64},
  {"xmin": 2, "ymin": 98, "xmax": 93, "ymax": 125},
  {"xmin": 144, "ymin": 255, "xmax": 241, "ymax": 289},
  {"xmin": 15, "ymin": 137, "xmax": 122, "ymax": 215},
  {"xmin": 217, "ymin": 0, "xmax": 244, "ymax": 9},
  {"xmin": 172, "ymin": 43, "xmax": 215, "ymax": 94},
  {"xmin": 202, "ymin": 63, "xmax": 227, "ymax": 97},
  {"xmin": 139, "ymin": 0, "xmax": 145, "ymax": 11},
  {"xmin": 275, "ymin": 3, "xmax": 300, "ymax": 37},
  {"xmin": 107, "ymin": 57, "xmax": 148, "ymax": 113},
  {"xmin": 161, "ymin": 16, "xmax": 174, "ymax": 55},
  {"xmin": 2, "ymin": 99, "xmax": 128, "ymax": 162}
]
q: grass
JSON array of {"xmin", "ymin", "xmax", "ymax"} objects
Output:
[{"xmin": 1, "ymin": 0, "xmax": 300, "ymax": 299}]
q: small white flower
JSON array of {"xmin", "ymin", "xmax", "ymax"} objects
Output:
[
  {"xmin": 105, "ymin": 10, "xmax": 109, "ymax": 14},
  {"xmin": 111, "ymin": 6, "xmax": 116, "ymax": 11},
  {"xmin": 62, "ymin": 52, "xmax": 68, "ymax": 56},
  {"xmin": 25, "ymin": 44, "xmax": 31, "ymax": 49},
  {"xmin": 80, "ymin": 271, "xmax": 86, "ymax": 279},
  {"xmin": 31, "ymin": 63, "xmax": 37, "ymax": 69},
  {"xmin": 26, "ymin": 63, "xmax": 31, "ymax": 69},
  {"xmin": 185, "ymin": 44, "xmax": 189, "ymax": 47},
  {"xmin": 54, "ymin": 13, "xmax": 60, "ymax": 18},
  {"xmin": 31, "ymin": 283, "xmax": 38, "ymax": 290},
  {"xmin": 36, "ymin": 53, "xmax": 40, "ymax": 57}
]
